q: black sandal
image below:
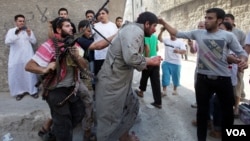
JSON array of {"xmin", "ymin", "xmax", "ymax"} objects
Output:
[
  {"xmin": 38, "ymin": 126, "xmax": 50, "ymax": 137},
  {"xmin": 31, "ymin": 93, "xmax": 39, "ymax": 99},
  {"xmin": 16, "ymin": 94, "xmax": 25, "ymax": 101}
]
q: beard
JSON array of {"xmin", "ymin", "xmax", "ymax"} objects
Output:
[
  {"xmin": 61, "ymin": 29, "xmax": 71, "ymax": 38},
  {"xmin": 144, "ymin": 33, "xmax": 151, "ymax": 37},
  {"xmin": 144, "ymin": 28, "xmax": 153, "ymax": 37}
]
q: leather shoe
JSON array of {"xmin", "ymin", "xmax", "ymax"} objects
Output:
[
  {"xmin": 151, "ymin": 102, "xmax": 162, "ymax": 109},
  {"xmin": 135, "ymin": 89, "xmax": 143, "ymax": 98}
]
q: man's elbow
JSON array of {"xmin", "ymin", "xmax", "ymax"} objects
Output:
[
  {"xmin": 25, "ymin": 60, "xmax": 35, "ymax": 72},
  {"xmin": 25, "ymin": 62, "xmax": 31, "ymax": 72}
]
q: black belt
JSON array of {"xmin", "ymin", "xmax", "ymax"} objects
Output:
[{"xmin": 197, "ymin": 73, "xmax": 230, "ymax": 80}]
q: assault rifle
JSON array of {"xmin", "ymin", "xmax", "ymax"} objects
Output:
[
  {"xmin": 35, "ymin": 31, "xmax": 94, "ymax": 101},
  {"xmin": 87, "ymin": 0, "xmax": 112, "ymax": 45},
  {"xmin": 36, "ymin": 0, "xmax": 112, "ymax": 104}
]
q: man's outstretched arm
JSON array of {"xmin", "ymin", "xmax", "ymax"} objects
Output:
[{"xmin": 158, "ymin": 18, "xmax": 178, "ymax": 36}]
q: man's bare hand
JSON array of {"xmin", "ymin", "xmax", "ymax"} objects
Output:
[
  {"xmin": 69, "ymin": 46, "xmax": 80, "ymax": 58},
  {"xmin": 158, "ymin": 18, "xmax": 165, "ymax": 25},
  {"xmin": 237, "ymin": 59, "xmax": 248, "ymax": 72},
  {"xmin": 26, "ymin": 28, "xmax": 31, "ymax": 36},
  {"xmin": 187, "ymin": 40, "xmax": 193, "ymax": 47},
  {"xmin": 160, "ymin": 27, "xmax": 165, "ymax": 32},
  {"xmin": 148, "ymin": 56, "xmax": 162, "ymax": 66},
  {"xmin": 44, "ymin": 62, "xmax": 56, "ymax": 74},
  {"xmin": 173, "ymin": 49, "xmax": 180, "ymax": 54}
]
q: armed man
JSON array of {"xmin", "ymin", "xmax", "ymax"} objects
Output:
[{"xmin": 25, "ymin": 17, "xmax": 87, "ymax": 141}]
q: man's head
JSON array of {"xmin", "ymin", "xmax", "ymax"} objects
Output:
[
  {"xmin": 219, "ymin": 22, "xmax": 233, "ymax": 31},
  {"xmin": 58, "ymin": 8, "xmax": 69, "ymax": 19},
  {"xmin": 169, "ymin": 33, "xmax": 176, "ymax": 41},
  {"xmin": 115, "ymin": 17, "xmax": 123, "ymax": 28},
  {"xmin": 78, "ymin": 20, "xmax": 92, "ymax": 38},
  {"xmin": 98, "ymin": 8, "xmax": 109, "ymax": 23},
  {"xmin": 197, "ymin": 21, "xmax": 205, "ymax": 29},
  {"xmin": 224, "ymin": 13, "xmax": 235, "ymax": 27},
  {"xmin": 204, "ymin": 8, "xmax": 225, "ymax": 32},
  {"xmin": 14, "ymin": 14, "xmax": 25, "ymax": 28},
  {"xmin": 51, "ymin": 17, "xmax": 73, "ymax": 38},
  {"xmin": 136, "ymin": 11, "xmax": 158, "ymax": 37},
  {"xmin": 85, "ymin": 10, "xmax": 95, "ymax": 20}
]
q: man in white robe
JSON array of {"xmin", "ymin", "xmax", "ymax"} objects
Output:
[{"xmin": 5, "ymin": 14, "xmax": 38, "ymax": 100}]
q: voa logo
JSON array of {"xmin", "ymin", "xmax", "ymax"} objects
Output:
[{"xmin": 226, "ymin": 129, "xmax": 247, "ymax": 136}]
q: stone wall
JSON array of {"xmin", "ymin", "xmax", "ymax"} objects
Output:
[
  {"xmin": 0, "ymin": 0, "xmax": 126, "ymax": 91},
  {"xmin": 124, "ymin": 0, "xmax": 250, "ymax": 60},
  {"xmin": 129, "ymin": 0, "xmax": 250, "ymax": 32},
  {"xmin": 160, "ymin": 0, "xmax": 250, "ymax": 31}
]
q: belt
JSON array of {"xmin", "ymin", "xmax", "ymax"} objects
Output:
[{"xmin": 197, "ymin": 73, "xmax": 229, "ymax": 80}]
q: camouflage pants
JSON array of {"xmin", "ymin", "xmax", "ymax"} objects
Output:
[{"xmin": 78, "ymin": 79, "xmax": 94, "ymax": 131}]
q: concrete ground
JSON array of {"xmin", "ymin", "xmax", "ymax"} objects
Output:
[{"xmin": 0, "ymin": 55, "xmax": 249, "ymax": 141}]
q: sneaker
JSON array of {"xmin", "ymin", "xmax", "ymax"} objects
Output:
[
  {"xmin": 161, "ymin": 91, "xmax": 167, "ymax": 97},
  {"xmin": 135, "ymin": 89, "xmax": 144, "ymax": 98},
  {"xmin": 172, "ymin": 90, "xmax": 178, "ymax": 95},
  {"xmin": 191, "ymin": 102, "xmax": 197, "ymax": 108}
]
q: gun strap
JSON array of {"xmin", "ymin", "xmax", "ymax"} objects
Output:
[
  {"xmin": 52, "ymin": 37, "xmax": 62, "ymax": 85},
  {"xmin": 56, "ymin": 81, "xmax": 79, "ymax": 106}
]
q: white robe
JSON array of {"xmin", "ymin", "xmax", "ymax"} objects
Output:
[{"xmin": 5, "ymin": 27, "xmax": 38, "ymax": 96}]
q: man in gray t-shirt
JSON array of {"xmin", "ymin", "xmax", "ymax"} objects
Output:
[{"xmin": 159, "ymin": 8, "xmax": 248, "ymax": 141}]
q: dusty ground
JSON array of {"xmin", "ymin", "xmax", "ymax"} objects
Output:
[{"xmin": 0, "ymin": 55, "xmax": 249, "ymax": 141}]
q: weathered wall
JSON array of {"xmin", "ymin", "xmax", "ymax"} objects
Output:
[
  {"xmin": 0, "ymin": 0, "xmax": 126, "ymax": 91},
  {"xmin": 127, "ymin": 0, "xmax": 250, "ymax": 32},
  {"xmin": 159, "ymin": 0, "xmax": 250, "ymax": 31},
  {"xmin": 124, "ymin": 0, "xmax": 250, "ymax": 60}
]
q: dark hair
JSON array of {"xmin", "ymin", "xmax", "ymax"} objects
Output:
[
  {"xmin": 58, "ymin": 8, "xmax": 68, "ymax": 15},
  {"xmin": 136, "ymin": 11, "xmax": 158, "ymax": 25},
  {"xmin": 225, "ymin": 13, "xmax": 235, "ymax": 20},
  {"xmin": 14, "ymin": 14, "xmax": 25, "ymax": 21},
  {"xmin": 51, "ymin": 17, "xmax": 70, "ymax": 33},
  {"xmin": 85, "ymin": 10, "xmax": 95, "ymax": 17},
  {"xmin": 116, "ymin": 17, "xmax": 123, "ymax": 21},
  {"xmin": 219, "ymin": 22, "xmax": 233, "ymax": 31},
  {"xmin": 78, "ymin": 20, "xmax": 89, "ymax": 32},
  {"xmin": 206, "ymin": 8, "xmax": 225, "ymax": 20},
  {"xmin": 100, "ymin": 8, "xmax": 109, "ymax": 14}
]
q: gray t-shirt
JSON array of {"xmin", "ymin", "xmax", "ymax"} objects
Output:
[
  {"xmin": 232, "ymin": 27, "xmax": 246, "ymax": 47},
  {"xmin": 56, "ymin": 66, "xmax": 75, "ymax": 88},
  {"xmin": 177, "ymin": 29, "xmax": 248, "ymax": 76}
]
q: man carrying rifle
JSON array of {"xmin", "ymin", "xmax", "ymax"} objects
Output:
[{"xmin": 25, "ymin": 17, "xmax": 86, "ymax": 141}]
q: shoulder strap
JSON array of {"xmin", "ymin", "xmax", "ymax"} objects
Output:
[{"xmin": 52, "ymin": 37, "xmax": 62, "ymax": 85}]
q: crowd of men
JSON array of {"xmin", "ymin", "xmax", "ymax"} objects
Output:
[{"xmin": 4, "ymin": 6, "xmax": 250, "ymax": 141}]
